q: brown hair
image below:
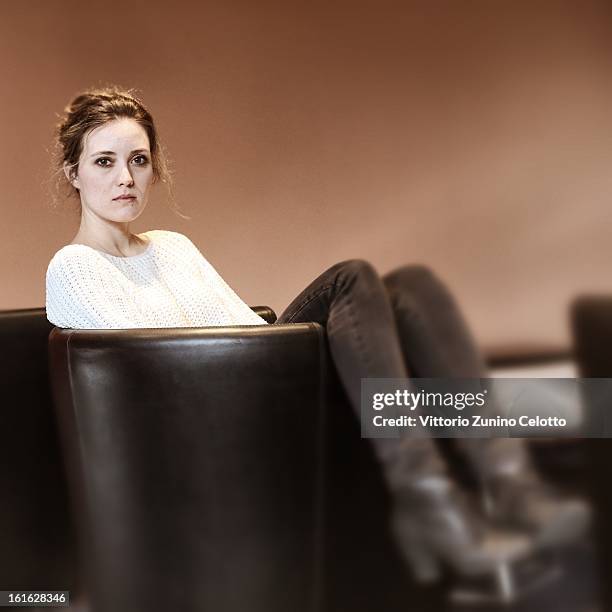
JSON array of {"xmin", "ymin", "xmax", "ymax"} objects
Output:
[{"xmin": 53, "ymin": 86, "xmax": 183, "ymax": 214}]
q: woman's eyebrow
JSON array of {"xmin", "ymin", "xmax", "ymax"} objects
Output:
[
  {"xmin": 89, "ymin": 150, "xmax": 116, "ymax": 157},
  {"xmin": 89, "ymin": 148, "xmax": 150, "ymax": 157}
]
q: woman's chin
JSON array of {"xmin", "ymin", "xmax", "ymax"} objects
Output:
[{"xmin": 110, "ymin": 206, "xmax": 146, "ymax": 223}]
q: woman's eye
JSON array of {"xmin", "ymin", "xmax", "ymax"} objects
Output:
[
  {"xmin": 132, "ymin": 155, "xmax": 149, "ymax": 166},
  {"xmin": 95, "ymin": 157, "xmax": 112, "ymax": 167}
]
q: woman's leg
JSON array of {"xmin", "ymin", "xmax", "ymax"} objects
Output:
[
  {"xmin": 382, "ymin": 265, "xmax": 590, "ymax": 546},
  {"xmin": 381, "ymin": 264, "xmax": 530, "ymax": 480},
  {"xmin": 276, "ymin": 260, "xmax": 531, "ymax": 580},
  {"xmin": 276, "ymin": 259, "xmax": 447, "ymax": 481}
]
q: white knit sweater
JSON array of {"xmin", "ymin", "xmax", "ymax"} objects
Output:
[{"xmin": 45, "ymin": 230, "xmax": 267, "ymax": 329}]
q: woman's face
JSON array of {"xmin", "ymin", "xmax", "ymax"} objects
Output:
[{"xmin": 68, "ymin": 118, "xmax": 154, "ymax": 224}]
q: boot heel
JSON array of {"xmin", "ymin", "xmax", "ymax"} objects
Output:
[
  {"xmin": 402, "ymin": 539, "xmax": 442, "ymax": 583},
  {"xmin": 392, "ymin": 518, "xmax": 442, "ymax": 583},
  {"xmin": 494, "ymin": 561, "xmax": 516, "ymax": 604}
]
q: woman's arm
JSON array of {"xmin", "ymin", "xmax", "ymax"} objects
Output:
[
  {"xmin": 46, "ymin": 248, "xmax": 145, "ymax": 329},
  {"xmin": 167, "ymin": 232, "xmax": 267, "ymax": 326}
]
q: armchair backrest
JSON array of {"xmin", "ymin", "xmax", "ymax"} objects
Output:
[
  {"xmin": 571, "ymin": 296, "xmax": 612, "ymax": 377},
  {"xmin": 49, "ymin": 322, "xmax": 327, "ymax": 612},
  {"xmin": 0, "ymin": 308, "xmax": 77, "ymax": 591}
]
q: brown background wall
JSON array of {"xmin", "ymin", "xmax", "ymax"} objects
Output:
[{"xmin": 2, "ymin": 0, "xmax": 612, "ymax": 349}]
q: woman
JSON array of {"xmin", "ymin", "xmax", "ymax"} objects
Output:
[{"xmin": 46, "ymin": 87, "xmax": 588, "ymax": 585}]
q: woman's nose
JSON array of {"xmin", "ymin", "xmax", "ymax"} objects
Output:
[{"xmin": 117, "ymin": 164, "xmax": 134, "ymax": 187}]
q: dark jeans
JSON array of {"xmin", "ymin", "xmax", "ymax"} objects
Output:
[{"xmin": 276, "ymin": 260, "xmax": 529, "ymax": 491}]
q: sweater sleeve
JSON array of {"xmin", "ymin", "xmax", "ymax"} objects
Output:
[
  {"xmin": 168, "ymin": 232, "xmax": 268, "ymax": 326},
  {"xmin": 46, "ymin": 248, "xmax": 144, "ymax": 329}
]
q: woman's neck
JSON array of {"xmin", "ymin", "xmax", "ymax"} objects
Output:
[{"xmin": 71, "ymin": 221, "xmax": 147, "ymax": 258}]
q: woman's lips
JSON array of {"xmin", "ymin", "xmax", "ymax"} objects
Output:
[{"xmin": 114, "ymin": 195, "xmax": 136, "ymax": 201}]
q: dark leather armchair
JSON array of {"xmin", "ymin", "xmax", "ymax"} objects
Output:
[
  {"xmin": 47, "ymin": 309, "xmax": 421, "ymax": 612},
  {"xmin": 571, "ymin": 296, "xmax": 612, "ymax": 612},
  {"xmin": 1, "ymin": 306, "xmax": 423, "ymax": 611}
]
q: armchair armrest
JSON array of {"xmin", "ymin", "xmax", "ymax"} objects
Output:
[{"xmin": 251, "ymin": 305, "xmax": 277, "ymax": 323}]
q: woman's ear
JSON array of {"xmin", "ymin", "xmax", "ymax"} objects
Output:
[{"xmin": 63, "ymin": 163, "xmax": 79, "ymax": 189}]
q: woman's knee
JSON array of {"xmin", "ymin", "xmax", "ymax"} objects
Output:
[
  {"xmin": 384, "ymin": 264, "xmax": 444, "ymax": 295},
  {"xmin": 329, "ymin": 258, "xmax": 379, "ymax": 283}
]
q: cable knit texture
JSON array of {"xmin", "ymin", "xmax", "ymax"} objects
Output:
[{"xmin": 46, "ymin": 229, "xmax": 267, "ymax": 329}]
